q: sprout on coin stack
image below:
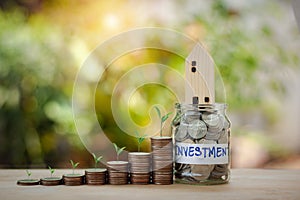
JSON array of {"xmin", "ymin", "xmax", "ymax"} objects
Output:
[
  {"xmin": 85, "ymin": 153, "xmax": 107, "ymax": 185},
  {"xmin": 154, "ymin": 106, "xmax": 172, "ymax": 138},
  {"xmin": 40, "ymin": 166, "xmax": 62, "ymax": 186},
  {"xmin": 63, "ymin": 160, "xmax": 84, "ymax": 186},
  {"xmin": 17, "ymin": 170, "xmax": 40, "ymax": 186},
  {"xmin": 128, "ymin": 131, "xmax": 151, "ymax": 184},
  {"xmin": 136, "ymin": 131, "xmax": 146, "ymax": 153},
  {"xmin": 106, "ymin": 143, "xmax": 129, "ymax": 185},
  {"xmin": 150, "ymin": 106, "xmax": 173, "ymax": 185}
]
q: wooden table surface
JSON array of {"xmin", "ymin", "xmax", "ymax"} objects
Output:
[{"xmin": 0, "ymin": 169, "xmax": 299, "ymax": 200}]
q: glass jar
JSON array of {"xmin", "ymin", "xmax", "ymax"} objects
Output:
[{"xmin": 172, "ymin": 103, "xmax": 231, "ymax": 185}]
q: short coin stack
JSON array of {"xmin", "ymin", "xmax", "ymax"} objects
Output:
[
  {"xmin": 107, "ymin": 161, "xmax": 129, "ymax": 185},
  {"xmin": 63, "ymin": 174, "xmax": 84, "ymax": 186},
  {"xmin": 151, "ymin": 136, "xmax": 173, "ymax": 185},
  {"xmin": 40, "ymin": 177, "xmax": 62, "ymax": 186},
  {"xmin": 128, "ymin": 152, "xmax": 151, "ymax": 184},
  {"xmin": 17, "ymin": 179, "xmax": 40, "ymax": 186},
  {"xmin": 85, "ymin": 169, "xmax": 107, "ymax": 185}
]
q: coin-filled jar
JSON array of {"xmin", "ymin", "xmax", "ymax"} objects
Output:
[{"xmin": 172, "ymin": 103, "xmax": 231, "ymax": 185}]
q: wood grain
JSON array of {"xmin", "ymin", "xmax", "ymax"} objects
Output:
[
  {"xmin": 0, "ymin": 169, "xmax": 299, "ymax": 200},
  {"xmin": 185, "ymin": 44, "xmax": 215, "ymax": 104}
]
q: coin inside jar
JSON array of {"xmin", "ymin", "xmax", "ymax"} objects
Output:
[
  {"xmin": 183, "ymin": 110, "xmax": 201, "ymax": 123},
  {"xmin": 202, "ymin": 113, "xmax": 219, "ymax": 126},
  {"xmin": 173, "ymin": 103, "xmax": 231, "ymax": 185},
  {"xmin": 187, "ymin": 119, "xmax": 207, "ymax": 139},
  {"xmin": 205, "ymin": 131, "xmax": 221, "ymax": 141},
  {"xmin": 217, "ymin": 130, "xmax": 228, "ymax": 144},
  {"xmin": 219, "ymin": 114, "xmax": 230, "ymax": 129},
  {"xmin": 175, "ymin": 122, "xmax": 188, "ymax": 141},
  {"xmin": 191, "ymin": 164, "xmax": 214, "ymax": 181}
]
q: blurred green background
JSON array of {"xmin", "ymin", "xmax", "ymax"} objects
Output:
[{"xmin": 0, "ymin": 0, "xmax": 299, "ymax": 169}]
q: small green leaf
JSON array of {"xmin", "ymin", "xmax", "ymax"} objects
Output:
[
  {"xmin": 162, "ymin": 112, "xmax": 172, "ymax": 123},
  {"xmin": 70, "ymin": 160, "xmax": 74, "ymax": 167},
  {"xmin": 113, "ymin": 143, "xmax": 126, "ymax": 160},
  {"xmin": 74, "ymin": 162, "xmax": 79, "ymax": 168},
  {"xmin": 26, "ymin": 170, "xmax": 31, "ymax": 177},
  {"xmin": 138, "ymin": 137, "xmax": 145, "ymax": 144},
  {"xmin": 113, "ymin": 143, "xmax": 119, "ymax": 153},
  {"xmin": 96, "ymin": 156, "xmax": 103, "ymax": 163},
  {"xmin": 48, "ymin": 166, "xmax": 55, "ymax": 174},
  {"xmin": 92, "ymin": 153, "xmax": 96, "ymax": 161},
  {"xmin": 154, "ymin": 106, "xmax": 161, "ymax": 119},
  {"xmin": 117, "ymin": 147, "xmax": 126, "ymax": 155},
  {"xmin": 70, "ymin": 160, "xmax": 79, "ymax": 169}
]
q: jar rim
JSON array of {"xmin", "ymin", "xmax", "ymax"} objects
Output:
[
  {"xmin": 175, "ymin": 102, "xmax": 227, "ymax": 106},
  {"xmin": 174, "ymin": 103, "xmax": 227, "ymax": 110}
]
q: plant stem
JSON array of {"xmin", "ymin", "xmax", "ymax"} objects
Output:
[{"xmin": 160, "ymin": 120, "xmax": 163, "ymax": 137}]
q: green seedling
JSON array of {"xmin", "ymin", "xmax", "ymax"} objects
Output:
[
  {"xmin": 70, "ymin": 160, "xmax": 79, "ymax": 174},
  {"xmin": 135, "ymin": 131, "xmax": 146, "ymax": 152},
  {"xmin": 92, "ymin": 153, "xmax": 103, "ymax": 169},
  {"xmin": 154, "ymin": 106, "xmax": 172, "ymax": 137},
  {"xmin": 113, "ymin": 143, "xmax": 126, "ymax": 161},
  {"xmin": 26, "ymin": 170, "xmax": 32, "ymax": 179},
  {"xmin": 48, "ymin": 166, "xmax": 55, "ymax": 177}
]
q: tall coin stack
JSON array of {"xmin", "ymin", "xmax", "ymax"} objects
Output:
[
  {"xmin": 151, "ymin": 136, "xmax": 173, "ymax": 185},
  {"xmin": 128, "ymin": 152, "xmax": 151, "ymax": 184},
  {"xmin": 85, "ymin": 169, "xmax": 107, "ymax": 185},
  {"xmin": 107, "ymin": 161, "xmax": 129, "ymax": 185}
]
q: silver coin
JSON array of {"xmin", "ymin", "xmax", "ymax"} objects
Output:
[
  {"xmin": 203, "ymin": 113, "xmax": 224, "ymax": 133},
  {"xmin": 181, "ymin": 169, "xmax": 192, "ymax": 177},
  {"xmin": 214, "ymin": 164, "xmax": 228, "ymax": 172},
  {"xmin": 202, "ymin": 113, "xmax": 219, "ymax": 126},
  {"xmin": 205, "ymin": 131, "xmax": 221, "ymax": 141},
  {"xmin": 187, "ymin": 119, "xmax": 207, "ymax": 139},
  {"xmin": 191, "ymin": 164, "xmax": 214, "ymax": 181},
  {"xmin": 217, "ymin": 130, "xmax": 228, "ymax": 144},
  {"xmin": 183, "ymin": 111, "xmax": 201, "ymax": 123},
  {"xmin": 182, "ymin": 138, "xmax": 195, "ymax": 144},
  {"xmin": 195, "ymin": 138, "xmax": 216, "ymax": 144},
  {"xmin": 219, "ymin": 114, "xmax": 230, "ymax": 129},
  {"xmin": 175, "ymin": 163, "xmax": 190, "ymax": 172},
  {"xmin": 210, "ymin": 165, "xmax": 229, "ymax": 179},
  {"xmin": 195, "ymin": 138, "xmax": 205, "ymax": 144},
  {"xmin": 175, "ymin": 122, "xmax": 188, "ymax": 141}
]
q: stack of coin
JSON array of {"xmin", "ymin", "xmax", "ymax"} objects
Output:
[
  {"xmin": 40, "ymin": 177, "xmax": 62, "ymax": 186},
  {"xmin": 63, "ymin": 174, "xmax": 85, "ymax": 186},
  {"xmin": 107, "ymin": 161, "xmax": 129, "ymax": 185},
  {"xmin": 151, "ymin": 136, "xmax": 173, "ymax": 185},
  {"xmin": 17, "ymin": 179, "xmax": 40, "ymax": 186},
  {"xmin": 128, "ymin": 152, "xmax": 151, "ymax": 184},
  {"xmin": 85, "ymin": 168, "xmax": 107, "ymax": 185}
]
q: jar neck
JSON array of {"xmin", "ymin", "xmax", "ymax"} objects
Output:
[{"xmin": 175, "ymin": 103, "xmax": 227, "ymax": 114}]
